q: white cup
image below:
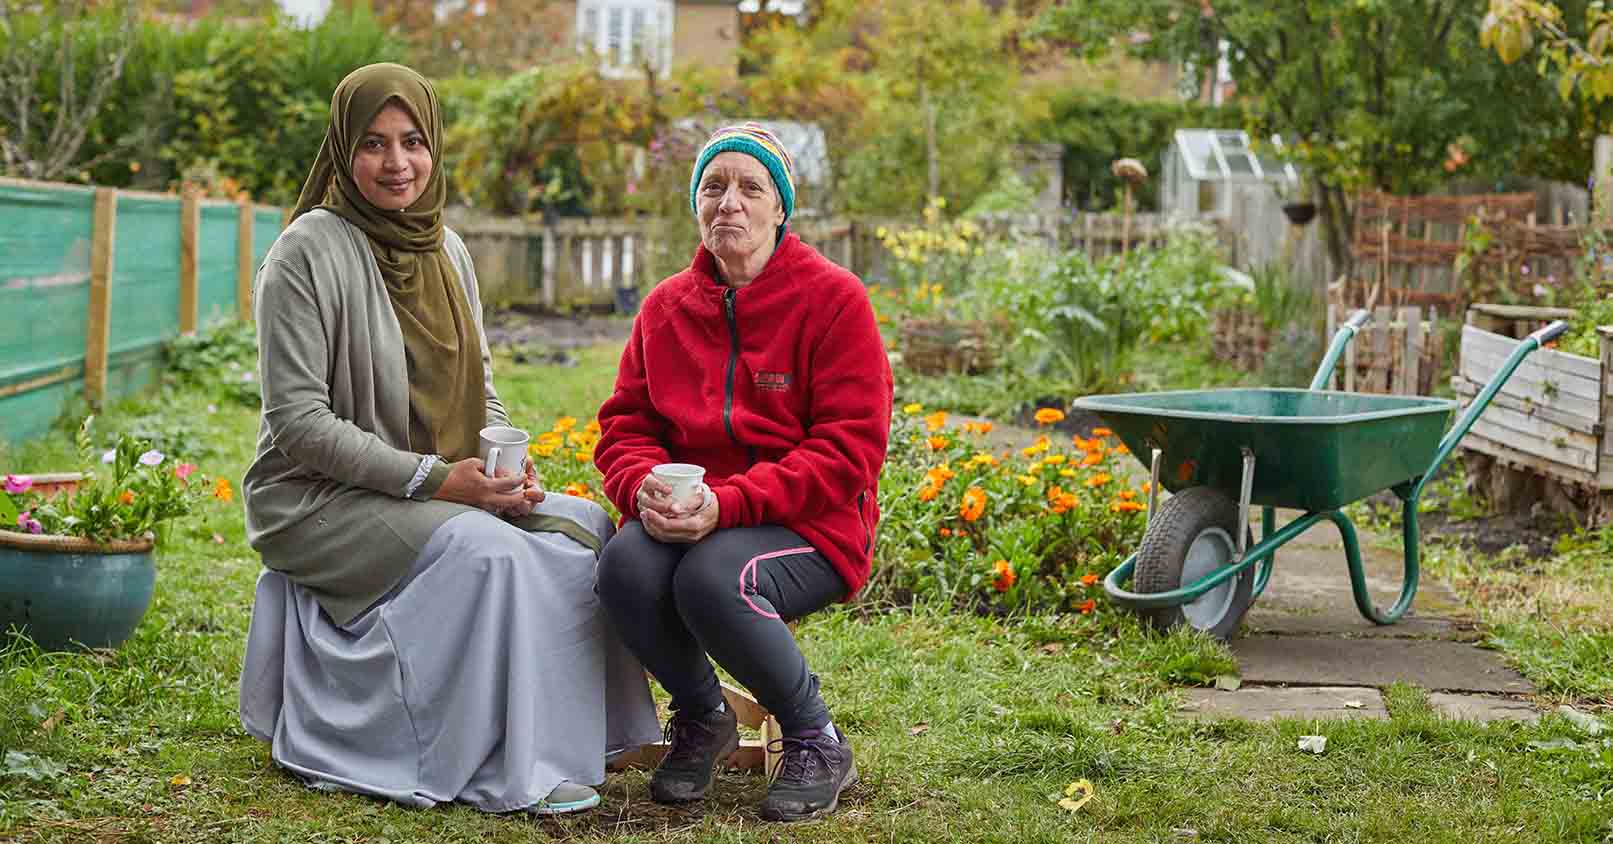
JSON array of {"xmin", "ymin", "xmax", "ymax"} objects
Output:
[
  {"xmin": 479, "ymin": 425, "xmax": 530, "ymax": 478},
  {"xmin": 651, "ymin": 462, "xmax": 706, "ymax": 509}
]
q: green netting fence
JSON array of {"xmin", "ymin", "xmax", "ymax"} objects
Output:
[{"xmin": 0, "ymin": 178, "xmax": 287, "ymax": 447}]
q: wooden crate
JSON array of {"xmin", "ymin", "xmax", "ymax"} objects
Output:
[{"xmin": 1452, "ymin": 319, "xmax": 1613, "ymax": 524}]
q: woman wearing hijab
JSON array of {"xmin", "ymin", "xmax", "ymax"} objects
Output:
[
  {"xmin": 593, "ymin": 123, "xmax": 893, "ymax": 822},
  {"xmin": 236, "ymin": 63, "xmax": 660, "ymax": 815}
]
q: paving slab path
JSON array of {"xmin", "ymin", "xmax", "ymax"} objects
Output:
[{"xmin": 968, "ymin": 418, "xmax": 1541, "ymax": 724}]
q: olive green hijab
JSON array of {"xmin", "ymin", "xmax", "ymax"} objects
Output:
[{"xmin": 291, "ymin": 62, "xmax": 485, "ymax": 463}]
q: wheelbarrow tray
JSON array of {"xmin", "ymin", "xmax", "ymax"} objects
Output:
[{"xmin": 1072, "ymin": 388, "xmax": 1456, "ymax": 512}]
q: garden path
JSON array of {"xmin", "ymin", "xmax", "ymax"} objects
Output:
[{"xmin": 970, "ymin": 417, "xmax": 1542, "ymax": 725}]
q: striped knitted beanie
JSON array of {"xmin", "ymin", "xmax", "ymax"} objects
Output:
[{"xmin": 688, "ymin": 122, "xmax": 796, "ymax": 227}]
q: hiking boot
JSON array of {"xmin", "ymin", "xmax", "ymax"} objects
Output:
[
  {"xmin": 649, "ymin": 704, "xmax": 739, "ymax": 804},
  {"xmin": 758, "ymin": 726, "xmax": 857, "ymax": 822},
  {"xmin": 529, "ymin": 781, "xmax": 600, "ymax": 815}
]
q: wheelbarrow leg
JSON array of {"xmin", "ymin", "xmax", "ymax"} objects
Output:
[{"xmin": 1325, "ymin": 508, "xmax": 1418, "ymax": 625}]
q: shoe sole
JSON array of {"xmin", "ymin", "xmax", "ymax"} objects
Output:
[
  {"xmin": 650, "ymin": 730, "xmax": 741, "ymax": 804},
  {"xmin": 528, "ymin": 792, "xmax": 602, "ymax": 816},
  {"xmin": 759, "ymin": 761, "xmax": 859, "ymax": 823}
]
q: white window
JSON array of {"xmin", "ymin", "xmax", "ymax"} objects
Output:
[{"xmin": 577, "ymin": 0, "xmax": 673, "ymax": 77}]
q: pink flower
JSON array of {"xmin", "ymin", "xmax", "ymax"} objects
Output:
[
  {"xmin": 24, "ymin": 518, "xmax": 41, "ymax": 534},
  {"xmin": 16, "ymin": 510, "xmax": 29, "ymax": 527},
  {"xmin": 101, "ymin": 450, "xmax": 116, "ymax": 464},
  {"xmin": 3, "ymin": 474, "xmax": 31, "ymax": 494},
  {"xmin": 138, "ymin": 450, "xmax": 164, "ymax": 467},
  {"xmin": 175, "ymin": 463, "xmax": 197, "ymax": 482}
]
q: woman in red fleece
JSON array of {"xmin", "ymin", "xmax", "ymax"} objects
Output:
[{"xmin": 593, "ymin": 123, "xmax": 891, "ymax": 823}]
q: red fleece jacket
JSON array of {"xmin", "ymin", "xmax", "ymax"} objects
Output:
[{"xmin": 594, "ymin": 233, "xmax": 893, "ymax": 597}]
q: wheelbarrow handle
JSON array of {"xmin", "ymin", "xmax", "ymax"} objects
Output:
[
  {"xmin": 1307, "ymin": 309, "xmax": 1372, "ymax": 391},
  {"xmin": 1414, "ymin": 319, "xmax": 1566, "ymax": 501},
  {"xmin": 1530, "ymin": 320, "xmax": 1569, "ymax": 345}
]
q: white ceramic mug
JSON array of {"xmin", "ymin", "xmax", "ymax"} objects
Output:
[
  {"xmin": 479, "ymin": 425, "xmax": 530, "ymax": 478},
  {"xmin": 651, "ymin": 462, "xmax": 706, "ymax": 510}
]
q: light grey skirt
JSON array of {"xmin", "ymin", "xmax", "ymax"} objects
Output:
[{"xmin": 238, "ymin": 495, "xmax": 661, "ymax": 812}]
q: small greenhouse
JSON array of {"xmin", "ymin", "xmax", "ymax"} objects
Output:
[{"xmin": 1161, "ymin": 129, "xmax": 1300, "ymax": 219}]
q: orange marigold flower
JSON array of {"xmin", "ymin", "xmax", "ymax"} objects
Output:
[
  {"xmin": 213, "ymin": 477, "xmax": 234, "ymax": 503},
  {"xmin": 1080, "ymin": 573, "xmax": 1100, "ymax": 587},
  {"xmin": 1091, "ymin": 427, "xmax": 1113, "ymax": 437},
  {"xmin": 960, "ymin": 486, "xmax": 987, "ymax": 522},
  {"xmin": 939, "ymin": 527, "xmax": 952, "ymax": 537},
  {"xmin": 963, "ymin": 421, "xmax": 993, "ymax": 435},
  {"xmin": 1110, "ymin": 500, "xmax": 1146, "ymax": 513},
  {"xmin": 1079, "ymin": 451, "xmax": 1104, "ymax": 468},
  {"xmin": 925, "ymin": 411, "xmax": 949, "ymax": 432},
  {"xmin": 1050, "ymin": 493, "xmax": 1079, "ymax": 514},
  {"xmin": 992, "ymin": 559, "xmax": 1017, "ymax": 592},
  {"xmin": 530, "ymin": 443, "xmax": 559, "ymax": 458},
  {"xmin": 118, "ymin": 490, "xmax": 136, "ymax": 505},
  {"xmin": 1114, "ymin": 444, "xmax": 1131, "ymax": 455},
  {"xmin": 928, "ymin": 436, "xmax": 950, "ymax": 451},
  {"xmin": 574, "ymin": 449, "xmax": 594, "ymax": 462},
  {"xmin": 562, "ymin": 481, "xmax": 592, "ymax": 499},
  {"xmin": 1077, "ymin": 598, "xmax": 1096, "ymax": 614},
  {"xmin": 1071, "ymin": 435, "xmax": 1090, "ymax": 450},
  {"xmin": 1034, "ymin": 408, "xmax": 1066, "ymax": 425},
  {"xmin": 553, "ymin": 416, "xmax": 578, "ymax": 431},
  {"xmin": 917, "ymin": 482, "xmax": 941, "ymax": 502},
  {"xmin": 1021, "ymin": 436, "xmax": 1050, "ymax": 457},
  {"xmin": 1085, "ymin": 472, "xmax": 1113, "ymax": 488},
  {"xmin": 1141, "ymin": 481, "xmax": 1152, "ymax": 493},
  {"xmin": 585, "ymin": 419, "xmax": 602, "ymax": 434},
  {"xmin": 1118, "ymin": 489, "xmax": 1138, "ymax": 500},
  {"xmin": 926, "ymin": 464, "xmax": 957, "ymax": 484}
]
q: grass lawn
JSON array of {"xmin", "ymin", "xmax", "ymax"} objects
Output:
[{"xmin": 2, "ymin": 330, "xmax": 1610, "ymax": 843}]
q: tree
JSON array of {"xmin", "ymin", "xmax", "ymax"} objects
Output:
[
  {"xmin": 368, "ymin": 0, "xmax": 572, "ymax": 78},
  {"xmin": 1482, "ymin": 1, "xmax": 1613, "ymax": 100},
  {"xmin": 741, "ymin": 0, "xmax": 1039, "ymax": 216},
  {"xmin": 1040, "ymin": 0, "xmax": 1609, "ymax": 274},
  {"xmin": 0, "ymin": 0, "xmax": 140, "ymax": 181}
]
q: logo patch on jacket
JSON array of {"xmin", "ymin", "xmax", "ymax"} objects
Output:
[{"xmin": 754, "ymin": 371, "xmax": 793, "ymax": 393}]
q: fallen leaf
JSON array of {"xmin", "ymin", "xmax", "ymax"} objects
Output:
[
  {"xmin": 1213, "ymin": 674, "xmax": 1242, "ymax": 691},
  {"xmin": 1108, "ymin": 718, "xmax": 1126, "ymax": 735},
  {"xmin": 908, "ymin": 723, "xmax": 929, "ymax": 737},
  {"xmin": 38, "ymin": 709, "xmax": 65, "ymax": 734},
  {"xmin": 1343, "ymin": 700, "xmax": 1365, "ymax": 710},
  {"xmin": 1297, "ymin": 735, "xmax": 1327, "ymax": 755},
  {"xmin": 212, "ymin": 533, "xmax": 225, "ymax": 544},
  {"xmin": 1040, "ymin": 642, "xmax": 1063, "ymax": 655},
  {"xmin": 1057, "ymin": 779, "xmax": 1095, "ymax": 812},
  {"xmin": 169, "ymin": 774, "xmax": 192, "ymax": 787}
]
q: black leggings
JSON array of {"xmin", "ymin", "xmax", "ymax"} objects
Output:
[{"xmin": 596, "ymin": 522, "xmax": 844, "ymax": 734}]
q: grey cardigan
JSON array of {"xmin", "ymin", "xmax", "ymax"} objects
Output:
[{"xmin": 242, "ymin": 210, "xmax": 508, "ymax": 625}]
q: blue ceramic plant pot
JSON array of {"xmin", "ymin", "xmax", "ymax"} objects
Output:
[{"xmin": 0, "ymin": 532, "xmax": 156, "ymax": 652}]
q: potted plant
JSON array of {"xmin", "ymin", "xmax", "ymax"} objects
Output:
[{"xmin": 0, "ymin": 418, "xmax": 217, "ymax": 651}]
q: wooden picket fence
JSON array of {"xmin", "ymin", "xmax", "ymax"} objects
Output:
[{"xmin": 1322, "ymin": 304, "xmax": 1446, "ymax": 396}]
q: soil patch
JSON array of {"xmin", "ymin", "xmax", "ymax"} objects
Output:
[{"xmin": 1416, "ymin": 509, "xmax": 1568, "ymax": 561}]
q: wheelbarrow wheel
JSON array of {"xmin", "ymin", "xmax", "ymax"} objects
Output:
[{"xmin": 1133, "ymin": 486, "xmax": 1253, "ymax": 639}]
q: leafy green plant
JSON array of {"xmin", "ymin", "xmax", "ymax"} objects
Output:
[{"xmin": 162, "ymin": 320, "xmax": 259, "ymax": 408}]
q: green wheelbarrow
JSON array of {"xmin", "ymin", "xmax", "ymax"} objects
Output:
[{"xmin": 1070, "ymin": 310, "xmax": 1568, "ymax": 639}]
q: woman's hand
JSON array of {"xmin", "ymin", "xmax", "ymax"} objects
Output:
[
  {"xmin": 641, "ymin": 483, "xmax": 718, "ymax": 544},
  {"xmin": 434, "ymin": 457, "xmax": 543, "ymax": 517}
]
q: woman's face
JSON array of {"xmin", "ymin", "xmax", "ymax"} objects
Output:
[
  {"xmin": 351, "ymin": 101, "xmax": 432, "ymax": 212},
  {"xmin": 696, "ymin": 151, "xmax": 784, "ymax": 264}
]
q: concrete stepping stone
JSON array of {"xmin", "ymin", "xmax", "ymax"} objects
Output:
[
  {"xmin": 1427, "ymin": 693, "xmax": 1541, "ymax": 724},
  {"xmin": 1180, "ymin": 686, "xmax": 1387, "ymax": 721},
  {"xmin": 1231, "ymin": 636, "xmax": 1534, "ymax": 694}
]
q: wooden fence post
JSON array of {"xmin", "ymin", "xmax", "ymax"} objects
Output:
[
  {"xmin": 85, "ymin": 188, "xmax": 117, "ymax": 408},
  {"xmin": 237, "ymin": 199, "xmax": 254, "ymax": 322},
  {"xmin": 179, "ymin": 187, "xmax": 199, "ymax": 334}
]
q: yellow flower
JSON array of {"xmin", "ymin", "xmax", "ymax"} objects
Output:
[
  {"xmin": 1044, "ymin": 454, "xmax": 1067, "ymax": 466},
  {"xmin": 924, "ymin": 411, "xmax": 949, "ymax": 432},
  {"xmin": 1034, "ymin": 408, "xmax": 1066, "ymax": 426},
  {"xmin": 930, "ymin": 284, "xmax": 943, "ymax": 296},
  {"xmin": 213, "ymin": 477, "xmax": 234, "ymax": 503},
  {"xmin": 537, "ymin": 431, "xmax": 564, "ymax": 445},
  {"xmin": 903, "ymin": 403, "xmax": 924, "ymax": 415},
  {"xmin": 1017, "ymin": 474, "xmax": 1038, "ymax": 486},
  {"xmin": 553, "ymin": 416, "xmax": 577, "ymax": 432},
  {"xmin": 1091, "ymin": 427, "xmax": 1113, "ymax": 437},
  {"xmin": 1059, "ymin": 468, "xmax": 1077, "ymax": 477},
  {"xmin": 585, "ymin": 419, "xmax": 601, "ymax": 434},
  {"xmin": 1027, "ymin": 461, "xmax": 1043, "ymax": 474},
  {"xmin": 530, "ymin": 443, "xmax": 559, "ymax": 458},
  {"xmin": 968, "ymin": 453, "xmax": 998, "ymax": 467},
  {"xmin": 574, "ymin": 449, "xmax": 594, "ymax": 463}
]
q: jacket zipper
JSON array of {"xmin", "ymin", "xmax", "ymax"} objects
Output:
[{"xmin": 723, "ymin": 287, "xmax": 742, "ymax": 449}]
